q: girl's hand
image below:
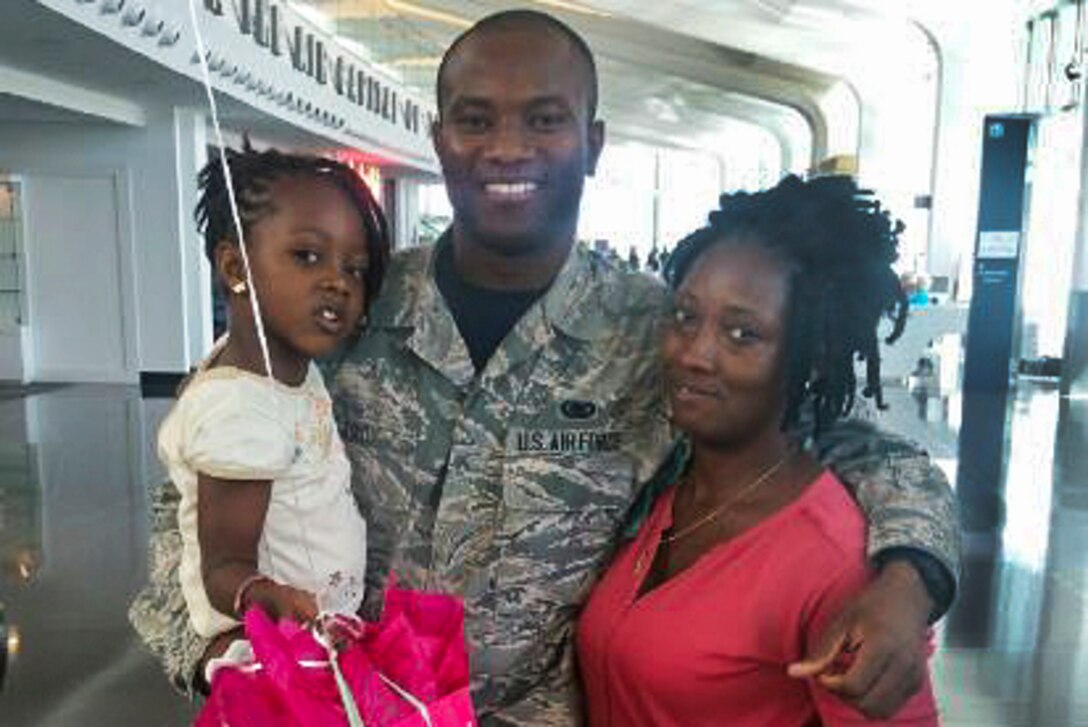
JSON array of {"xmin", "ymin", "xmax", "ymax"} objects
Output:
[
  {"xmin": 196, "ymin": 626, "xmax": 245, "ymax": 695},
  {"xmin": 247, "ymin": 580, "xmax": 319, "ymax": 626}
]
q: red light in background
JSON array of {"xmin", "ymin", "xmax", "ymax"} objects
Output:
[{"xmin": 329, "ymin": 149, "xmax": 385, "ymax": 203}]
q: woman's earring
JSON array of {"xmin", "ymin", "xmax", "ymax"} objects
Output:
[{"xmin": 230, "ymin": 280, "xmax": 247, "ymax": 295}]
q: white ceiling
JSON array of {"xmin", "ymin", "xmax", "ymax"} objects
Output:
[
  {"xmin": 297, "ymin": 0, "xmax": 945, "ymax": 167},
  {"xmin": 0, "ymin": 0, "xmax": 966, "ymax": 171},
  {"xmin": 0, "ymin": 2, "xmax": 375, "ymax": 154}
]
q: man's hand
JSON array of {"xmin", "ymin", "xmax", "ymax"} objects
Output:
[{"xmin": 788, "ymin": 561, "xmax": 932, "ymax": 718}]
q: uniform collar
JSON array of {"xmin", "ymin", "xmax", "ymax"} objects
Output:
[
  {"xmin": 365, "ymin": 237, "xmax": 473, "ymax": 386},
  {"xmin": 366, "ymin": 231, "xmax": 620, "ymax": 386}
]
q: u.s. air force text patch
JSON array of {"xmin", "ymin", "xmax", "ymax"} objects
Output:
[{"xmin": 511, "ymin": 428, "xmax": 623, "ymax": 454}]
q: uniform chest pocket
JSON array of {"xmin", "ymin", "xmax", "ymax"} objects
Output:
[
  {"xmin": 503, "ymin": 353, "xmax": 639, "ymax": 509},
  {"xmin": 499, "ymin": 432, "xmax": 633, "ymax": 608},
  {"xmin": 503, "ymin": 425, "xmax": 636, "ymax": 512}
]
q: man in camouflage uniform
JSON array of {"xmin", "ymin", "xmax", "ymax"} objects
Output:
[{"xmin": 131, "ymin": 9, "xmax": 958, "ymax": 725}]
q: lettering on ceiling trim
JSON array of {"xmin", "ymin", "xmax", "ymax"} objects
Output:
[{"xmin": 203, "ymin": 0, "xmax": 428, "ymax": 136}]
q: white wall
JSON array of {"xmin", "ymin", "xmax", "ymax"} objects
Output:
[
  {"xmin": 23, "ymin": 173, "xmax": 136, "ymax": 382},
  {"xmin": 920, "ymin": 2, "xmax": 1028, "ymax": 286},
  {"xmin": 0, "ymin": 330, "xmax": 25, "ymax": 381},
  {"xmin": 0, "ymin": 105, "xmax": 211, "ymax": 382}
]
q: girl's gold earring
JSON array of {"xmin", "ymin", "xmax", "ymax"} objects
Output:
[{"xmin": 230, "ymin": 280, "xmax": 248, "ymax": 295}]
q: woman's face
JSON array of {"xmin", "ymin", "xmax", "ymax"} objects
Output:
[{"xmin": 662, "ymin": 239, "xmax": 791, "ymax": 448}]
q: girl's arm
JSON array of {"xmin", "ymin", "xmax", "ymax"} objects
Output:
[{"xmin": 197, "ymin": 473, "xmax": 318, "ymax": 624}]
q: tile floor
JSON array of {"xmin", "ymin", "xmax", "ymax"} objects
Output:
[{"xmin": 0, "ymin": 380, "xmax": 1084, "ymax": 725}]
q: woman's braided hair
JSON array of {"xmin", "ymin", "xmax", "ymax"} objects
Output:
[
  {"xmin": 664, "ymin": 174, "xmax": 908, "ymax": 434},
  {"xmin": 195, "ymin": 142, "xmax": 390, "ymax": 307}
]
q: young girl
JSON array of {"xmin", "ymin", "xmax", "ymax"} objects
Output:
[{"xmin": 158, "ymin": 145, "xmax": 389, "ymax": 655}]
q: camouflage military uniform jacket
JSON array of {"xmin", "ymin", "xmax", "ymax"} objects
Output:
[{"xmin": 130, "ymin": 241, "xmax": 959, "ymax": 726}]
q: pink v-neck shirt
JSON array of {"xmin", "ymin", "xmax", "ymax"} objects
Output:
[{"xmin": 577, "ymin": 470, "xmax": 939, "ymax": 726}]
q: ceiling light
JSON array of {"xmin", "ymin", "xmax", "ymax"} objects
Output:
[
  {"xmin": 288, "ymin": 1, "xmax": 336, "ymax": 33},
  {"xmin": 382, "ymin": 0, "xmax": 471, "ymax": 29},
  {"xmin": 749, "ymin": 0, "xmax": 793, "ymax": 21},
  {"xmin": 388, "ymin": 56, "xmax": 441, "ymax": 68},
  {"xmin": 158, "ymin": 25, "xmax": 180, "ymax": 46},
  {"xmin": 122, "ymin": 5, "xmax": 146, "ymax": 26},
  {"xmin": 529, "ymin": 0, "xmax": 610, "ymax": 17},
  {"xmin": 645, "ymin": 97, "xmax": 680, "ymax": 124},
  {"xmin": 7, "ymin": 626, "xmax": 19, "ymax": 657}
]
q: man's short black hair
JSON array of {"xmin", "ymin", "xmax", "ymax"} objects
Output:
[{"xmin": 435, "ymin": 9, "xmax": 599, "ymax": 119}]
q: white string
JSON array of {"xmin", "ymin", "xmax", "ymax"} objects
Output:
[
  {"xmin": 379, "ymin": 673, "xmax": 434, "ymax": 727},
  {"xmin": 186, "ymin": 0, "xmax": 274, "ymax": 381},
  {"xmin": 186, "ymin": 0, "xmax": 344, "ymax": 648},
  {"xmin": 217, "ymin": 659, "xmax": 435, "ymax": 727},
  {"xmin": 186, "ymin": 0, "xmax": 292, "ymax": 620}
]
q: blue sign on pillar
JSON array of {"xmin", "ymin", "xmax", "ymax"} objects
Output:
[
  {"xmin": 963, "ymin": 115, "xmax": 1033, "ymax": 394},
  {"xmin": 958, "ymin": 114, "xmax": 1034, "ymax": 533}
]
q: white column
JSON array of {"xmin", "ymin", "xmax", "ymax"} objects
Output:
[
  {"xmin": 126, "ymin": 104, "xmax": 208, "ymax": 375},
  {"xmin": 924, "ymin": 3, "xmax": 1026, "ymax": 291},
  {"xmin": 172, "ymin": 107, "xmax": 212, "ymax": 365},
  {"xmin": 393, "ymin": 175, "xmax": 423, "ymax": 249},
  {"xmin": 1062, "ymin": 94, "xmax": 1088, "ymax": 396}
]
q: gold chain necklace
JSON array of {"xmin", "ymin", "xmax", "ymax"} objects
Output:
[{"xmin": 660, "ymin": 451, "xmax": 792, "ymax": 546}]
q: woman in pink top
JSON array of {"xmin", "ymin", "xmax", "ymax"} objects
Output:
[{"xmin": 578, "ymin": 175, "xmax": 940, "ymax": 726}]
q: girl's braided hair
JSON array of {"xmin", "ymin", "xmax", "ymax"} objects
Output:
[
  {"xmin": 664, "ymin": 174, "xmax": 909, "ymax": 434},
  {"xmin": 195, "ymin": 142, "xmax": 390, "ymax": 307}
]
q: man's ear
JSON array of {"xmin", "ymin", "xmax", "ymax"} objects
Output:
[
  {"xmin": 586, "ymin": 119, "xmax": 606, "ymax": 177},
  {"xmin": 213, "ymin": 240, "xmax": 246, "ymax": 292}
]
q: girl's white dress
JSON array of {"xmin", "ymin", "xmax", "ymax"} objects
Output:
[{"xmin": 159, "ymin": 358, "xmax": 367, "ymax": 638}]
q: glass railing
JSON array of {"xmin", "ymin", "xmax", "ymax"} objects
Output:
[{"xmin": 0, "ymin": 179, "xmax": 24, "ymax": 336}]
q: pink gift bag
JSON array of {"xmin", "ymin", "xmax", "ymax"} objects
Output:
[{"xmin": 195, "ymin": 582, "xmax": 477, "ymax": 726}]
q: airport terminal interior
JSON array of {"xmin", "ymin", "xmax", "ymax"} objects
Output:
[{"xmin": 1, "ymin": 0, "xmax": 1087, "ymax": 724}]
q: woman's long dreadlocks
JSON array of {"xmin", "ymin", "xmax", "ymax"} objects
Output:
[{"xmin": 664, "ymin": 174, "xmax": 909, "ymax": 434}]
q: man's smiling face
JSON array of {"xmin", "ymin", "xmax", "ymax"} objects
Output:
[{"xmin": 433, "ymin": 25, "xmax": 604, "ymax": 258}]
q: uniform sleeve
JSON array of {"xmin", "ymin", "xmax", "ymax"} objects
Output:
[
  {"xmin": 812, "ymin": 418, "xmax": 960, "ymax": 611},
  {"xmin": 181, "ymin": 378, "xmax": 295, "ymax": 480},
  {"xmin": 128, "ymin": 479, "xmax": 211, "ymax": 698},
  {"xmin": 804, "ymin": 563, "xmax": 940, "ymax": 726}
]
